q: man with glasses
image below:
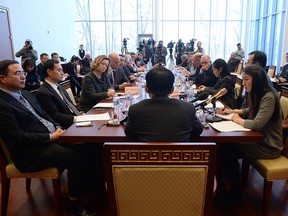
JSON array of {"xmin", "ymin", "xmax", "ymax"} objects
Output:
[
  {"xmin": 194, "ymin": 55, "xmax": 218, "ymax": 87},
  {"xmin": 0, "ymin": 60, "xmax": 98, "ymax": 216}
]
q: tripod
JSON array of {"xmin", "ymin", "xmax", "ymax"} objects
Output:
[{"xmin": 121, "ymin": 45, "xmax": 128, "ymax": 55}]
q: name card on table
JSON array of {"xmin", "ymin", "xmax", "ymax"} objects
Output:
[
  {"xmin": 125, "ymin": 86, "xmax": 139, "ymax": 95},
  {"xmin": 170, "ymin": 89, "xmax": 180, "ymax": 98}
]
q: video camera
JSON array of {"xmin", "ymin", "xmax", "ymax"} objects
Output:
[
  {"xmin": 123, "ymin": 38, "xmax": 129, "ymax": 47},
  {"xmin": 25, "ymin": 41, "xmax": 33, "ymax": 50},
  {"xmin": 137, "ymin": 41, "xmax": 144, "ymax": 52}
]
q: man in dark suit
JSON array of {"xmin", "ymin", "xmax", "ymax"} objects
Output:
[
  {"xmin": 108, "ymin": 52, "xmax": 130, "ymax": 90},
  {"xmin": 36, "ymin": 53, "xmax": 49, "ymax": 82},
  {"xmin": 124, "ymin": 66, "xmax": 203, "ymax": 141},
  {"xmin": 195, "ymin": 55, "xmax": 218, "ymax": 87},
  {"xmin": 36, "ymin": 59, "xmax": 79, "ymax": 129},
  {"xmin": 0, "ymin": 60, "xmax": 97, "ymax": 216}
]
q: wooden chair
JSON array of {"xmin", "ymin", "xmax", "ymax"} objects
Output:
[
  {"xmin": 0, "ymin": 138, "xmax": 63, "ymax": 216},
  {"xmin": 241, "ymin": 87, "xmax": 288, "ymax": 216},
  {"xmin": 234, "ymin": 61, "xmax": 243, "ymax": 75},
  {"xmin": 59, "ymin": 79, "xmax": 77, "ymax": 106},
  {"xmin": 104, "ymin": 142, "xmax": 217, "ymax": 216},
  {"xmin": 267, "ymin": 65, "xmax": 276, "ymax": 78}
]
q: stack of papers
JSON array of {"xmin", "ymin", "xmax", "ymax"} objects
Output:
[{"xmin": 93, "ymin": 103, "xmax": 113, "ymax": 109}]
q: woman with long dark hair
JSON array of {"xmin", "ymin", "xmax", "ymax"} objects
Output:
[
  {"xmin": 218, "ymin": 65, "xmax": 283, "ymax": 207},
  {"xmin": 199, "ymin": 58, "xmax": 237, "ymax": 109}
]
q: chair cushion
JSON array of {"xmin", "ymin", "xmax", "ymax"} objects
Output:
[
  {"xmin": 6, "ymin": 163, "xmax": 60, "ymax": 179},
  {"xmin": 112, "ymin": 165, "xmax": 208, "ymax": 216},
  {"xmin": 251, "ymin": 155, "xmax": 288, "ymax": 181}
]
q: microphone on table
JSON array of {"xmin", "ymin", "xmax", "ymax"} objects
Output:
[
  {"xmin": 194, "ymin": 88, "xmax": 227, "ymax": 108},
  {"xmin": 190, "ymin": 92, "xmax": 209, "ymax": 103}
]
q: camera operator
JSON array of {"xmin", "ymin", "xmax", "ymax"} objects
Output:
[
  {"xmin": 142, "ymin": 39, "xmax": 152, "ymax": 64},
  {"xmin": 175, "ymin": 39, "xmax": 185, "ymax": 65},
  {"xmin": 154, "ymin": 40, "xmax": 167, "ymax": 65},
  {"xmin": 15, "ymin": 39, "xmax": 38, "ymax": 63}
]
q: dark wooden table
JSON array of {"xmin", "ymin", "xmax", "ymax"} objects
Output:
[{"xmin": 60, "ymin": 97, "xmax": 263, "ymax": 144}]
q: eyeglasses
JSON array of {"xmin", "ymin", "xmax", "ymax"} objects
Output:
[{"xmin": 14, "ymin": 71, "xmax": 27, "ymax": 76}]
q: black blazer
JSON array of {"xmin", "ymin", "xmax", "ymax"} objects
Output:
[
  {"xmin": 36, "ymin": 81, "xmax": 75, "ymax": 129},
  {"xmin": 0, "ymin": 89, "xmax": 60, "ymax": 172},
  {"xmin": 124, "ymin": 96, "xmax": 203, "ymax": 142},
  {"xmin": 195, "ymin": 65, "xmax": 218, "ymax": 87},
  {"xmin": 204, "ymin": 75, "xmax": 237, "ymax": 109}
]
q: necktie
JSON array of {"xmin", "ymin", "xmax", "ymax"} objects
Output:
[
  {"xmin": 57, "ymin": 86, "xmax": 80, "ymax": 115},
  {"xmin": 113, "ymin": 70, "xmax": 117, "ymax": 84},
  {"xmin": 19, "ymin": 94, "xmax": 56, "ymax": 133}
]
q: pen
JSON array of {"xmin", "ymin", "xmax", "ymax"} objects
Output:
[{"xmin": 97, "ymin": 123, "xmax": 106, "ymax": 130}]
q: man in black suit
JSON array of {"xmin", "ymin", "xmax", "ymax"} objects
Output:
[
  {"xmin": 36, "ymin": 53, "xmax": 49, "ymax": 82},
  {"xmin": 36, "ymin": 59, "xmax": 79, "ymax": 129},
  {"xmin": 0, "ymin": 60, "xmax": 97, "ymax": 216},
  {"xmin": 195, "ymin": 55, "xmax": 218, "ymax": 87},
  {"xmin": 124, "ymin": 66, "xmax": 203, "ymax": 141}
]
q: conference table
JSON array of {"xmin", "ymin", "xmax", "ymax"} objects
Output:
[{"xmin": 60, "ymin": 96, "xmax": 263, "ymax": 144}]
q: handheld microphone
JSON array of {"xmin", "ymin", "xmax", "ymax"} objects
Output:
[
  {"xmin": 193, "ymin": 88, "xmax": 227, "ymax": 108},
  {"xmin": 190, "ymin": 92, "xmax": 209, "ymax": 103}
]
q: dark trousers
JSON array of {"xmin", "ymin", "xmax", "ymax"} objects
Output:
[
  {"xmin": 217, "ymin": 143, "xmax": 242, "ymax": 197},
  {"xmin": 32, "ymin": 143, "xmax": 98, "ymax": 197}
]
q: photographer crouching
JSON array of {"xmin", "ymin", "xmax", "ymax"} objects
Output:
[{"xmin": 15, "ymin": 39, "xmax": 38, "ymax": 64}]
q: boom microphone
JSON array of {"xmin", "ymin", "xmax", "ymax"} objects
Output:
[{"xmin": 190, "ymin": 92, "xmax": 209, "ymax": 103}]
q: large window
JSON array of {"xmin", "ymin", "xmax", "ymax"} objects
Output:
[
  {"xmin": 248, "ymin": 0, "xmax": 287, "ymax": 69},
  {"xmin": 75, "ymin": 0, "xmax": 286, "ymax": 66}
]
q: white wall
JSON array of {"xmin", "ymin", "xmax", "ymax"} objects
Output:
[{"xmin": 0, "ymin": 0, "xmax": 77, "ymax": 62}]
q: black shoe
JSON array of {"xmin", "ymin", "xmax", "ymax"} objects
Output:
[{"xmin": 67, "ymin": 200, "xmax": 98, "ymax": 216}]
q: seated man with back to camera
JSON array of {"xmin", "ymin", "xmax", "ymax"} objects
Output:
[{"xmin": 124, "ymin": 66, "xmax": 203, "ymax": 142}]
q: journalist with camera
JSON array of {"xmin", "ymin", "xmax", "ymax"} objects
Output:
[{"xmin": 15, "ymin": 39, "xmax": 38, "ymax": 63}]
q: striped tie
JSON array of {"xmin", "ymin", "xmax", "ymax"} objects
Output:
[{"xmin": 57, "ymin": 86, "xmax": 80, "ymax": 115}]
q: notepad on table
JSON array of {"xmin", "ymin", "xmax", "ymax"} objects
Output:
[{"xmin": 209, "ymin": 121, "xmax": 251, "ymax": 132}]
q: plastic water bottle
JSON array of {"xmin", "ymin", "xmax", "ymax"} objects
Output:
[
  {"xmin": 125, "ymin": 91, "xmax": 133, "ymax": 111},
  {"xmin": 112, "ymin": 96, "xmax": 121, "ymax": 124}
]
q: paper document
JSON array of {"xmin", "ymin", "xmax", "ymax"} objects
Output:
[
  {"xmin": 209, "ymin": 121, "xmax": 251, "ymax": 132},
  {"xmin": 76, "ymin": 113, "xmax": 110, "ymax": 122},
  {"xmin": 215, "ymin": 113, "xmax": 234, "ymax": 120},
  {"xmin": 93, "ymin": 103, "xmax": 113, "ymax": 109}
]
